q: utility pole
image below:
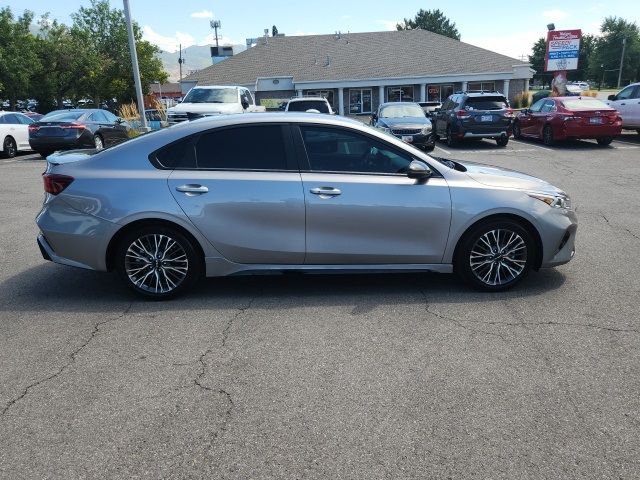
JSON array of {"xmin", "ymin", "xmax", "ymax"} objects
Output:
[
  {"xmin": 210, "ymin": 19, "xmax": 221, "ymax": 49},
  {"xmin": 617, "ymin": 37, "xmax": 627, "ymax": 88},
  {"xmin": 122, "ymin": 0, "xmax": 148, "ymax": 131},
  {"xmin": 178, "ymin": 43, "xmax": 184, "ymax": 81}
]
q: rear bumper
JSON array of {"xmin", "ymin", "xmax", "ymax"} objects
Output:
[
  {"xmin": 463, "ymin": 131, "xmax": 510, "ymax": 139},
  {"xmin": 29, "ymin": 135, "xmax": 93, "ymax": 152},
  {"xmin": 557, "ymin": 124, "xmax": 622, "ymax": 140}
]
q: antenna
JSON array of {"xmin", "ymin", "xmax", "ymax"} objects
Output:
[{"xmin": 210, "ymin": 19, "xmax": 221, "ymax": 48}]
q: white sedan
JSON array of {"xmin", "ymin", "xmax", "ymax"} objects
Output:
[{"xmin": 0, "ymin": 111, "xmax": 34, "ymax": 158}]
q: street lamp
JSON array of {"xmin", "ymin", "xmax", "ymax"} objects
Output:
[
  {"xmin": 153, "ymin": 80, "xmax": 162, "ymax": 104},
  {"xmin": 122, "ymin": 0, "xmax": 148, "ymax": 131}
]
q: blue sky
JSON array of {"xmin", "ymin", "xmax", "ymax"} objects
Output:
[{"xmin": 5, "ymin": 0, "xmax": 640, "ymax": 59}]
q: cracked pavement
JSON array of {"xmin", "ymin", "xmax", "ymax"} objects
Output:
[{"xmin": 1, "ymin": 135, "xmax": 639, "ymax": 479}]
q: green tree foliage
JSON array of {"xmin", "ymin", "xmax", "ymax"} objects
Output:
[
  {"xmin": 0, "ymin": 1, "xmax": 167, "ymax": 112},
  {"xmin": 0, "ymin": 8, "xmax": 41, "ymax": 109},
  {"xmin": 272, "ymin": 25, "xmax": 278, "ymax": 37},
  {"xmin": 397, "ymin": 9, "xmax": 461, "ymax": 40},
  {"xmin": 528, "ymin": 37, "xmax": 547, "ymax": 86},
  {"xmin": 589, "ymin": 17, "xmax": 639, "ymax": 87}
]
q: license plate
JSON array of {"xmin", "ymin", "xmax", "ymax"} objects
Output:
[
  {"xmin": 401, "ymin": 135, "xmax": 413, "ymax": 142},
  {"xmin": 480, "ymin": 115, "xmax": 493, "ymax": 122},
  {"xmin": 589, "ymin": 117, "xmax": 602, "ymax": 124}
]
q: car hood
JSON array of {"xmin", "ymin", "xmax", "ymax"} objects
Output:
[
  {"xmin": 458, "ymin": 160, "xmax": 564, "ymax": 195},
  {"xmin": 379, "ymin": 116, "xmax": 430, "ymax": 128},
  {"xmin": 168, "ymin": 103, "xmax": 241, "ymax": 114}
]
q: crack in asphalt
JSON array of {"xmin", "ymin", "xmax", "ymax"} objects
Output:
[
  {"xmin": 601, "ymin": 214, "xmax": 640, "ymax": 241},
  {"xmin": 1, "ymin": 301, "xmax": 134, "ymax": 417},
  {"xmin": 419, "ymin": 289, "xmax": 506, "ymax": 341},
  {"xmin": 222, "ymin": 295, "xmax": 258, "ymax": 347},
  {"xmin": 485, "ymin": 320, "xmax": 639, "ymax": 334}
]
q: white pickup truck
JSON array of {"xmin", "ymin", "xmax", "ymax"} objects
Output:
[{"xmin": 167, "ymin": 85, "xmax": 265, "ymax": 125}]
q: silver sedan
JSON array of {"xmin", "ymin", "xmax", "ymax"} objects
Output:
[{"xmin": 36, "ymin": 113, "xmax": 577, "ymax": 298}]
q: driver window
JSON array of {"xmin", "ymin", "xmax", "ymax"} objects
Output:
[
  {"xmin": 300, "ymin": 126, "xmax": 412, "ymax": 174},
  {"xmin": 617, "ymin": 86, "xmax": 635, "ymax": 100},
  {"xmin": 541, "ymin": 100, "xmax": 556, "ymax": 113},
  {"xmin": 529, "ymin": 99, "xmax": 545, "ymax": 112}
]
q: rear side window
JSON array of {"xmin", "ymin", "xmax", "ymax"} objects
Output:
[
  {"xmin": 41, "ymin": 111, "xmax": 85, "ymax": 122},
  {"xmin": 196, "ymin": 125, "xmax": 286, "ymax": 170},
  {"xmin": 155, "ymin": 138, "xmax": 196, "ymax": 169},
  {"xmin": 464, "ymin": 96, "xmax": 508, "ymax": 110}
]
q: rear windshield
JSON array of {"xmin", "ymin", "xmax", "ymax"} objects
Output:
[
  {"xmin": 182, "ymin": 88, "xmax": 237, "ymax": 104},
  {"xmin": 287, "ymin": 100, "xmax": 330, "ymax": 113},
  {"xmin": 464, "ymin": 96, "xmax": 508, "ymax": 111},
  {"xmin": 561, "ymin": 98, "xmax": 611, "ymax": 111},
  {"xmin": 40, "ymin": 111, "xmax": 85, "ymax": 122}
]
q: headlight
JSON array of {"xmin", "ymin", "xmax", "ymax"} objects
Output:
[
  {"xmin": 421, "ymin": 125, "xmax": 432, "ymax": 135},
  {"xmin": 379, "ymin": 126, "xmax": 391, "ymax": 133},
  {"xmin": 528, "ymin": 192, "xmax": 572, "ymax": 210}
]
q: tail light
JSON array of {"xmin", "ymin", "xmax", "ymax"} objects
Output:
[
  {"xmin": 28, "ymin": 124, "xmax": 40, "ymax": 133},
  {"xmin": 504, "ymin": 108, "xmax": 514, "ymax": 117},
  {"xmin": 456, "ymin": 110, "xmax": 470, "ymax": 119},
  {"xmin": 43, "ymin": 174, "xmax": 74, "ymax": 195},
  {"xmin": 60, "ymin": 123, "xmax": 86, "ymax": 130}
]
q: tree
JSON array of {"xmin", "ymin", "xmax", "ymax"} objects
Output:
[
  {"xmin": 0, "ymin": 8, "xmax": 41, "ymax": 109},
  {"xmin": 71, "ymin": 0, "xmax": 167, "ymax": 104},
  {"xmin": 589, "ymin": 17, "xmax": 639, "ymax": 87},
  {"xmin": 396, "ymin": 9, "xmax": 460, "ymax": 40},
  {"xmin": 528, "ymin": 37, "xmax": 548, "ymax": 87},
  {"xmin": 272, "ymin": 25, "xmax": 278, "ymax": 37}
]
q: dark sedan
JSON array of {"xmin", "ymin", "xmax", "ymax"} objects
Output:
[
  {"xmin": 29, "ymin": 109, "xmax": 128, "ymax": 158},
  {"xmin": 370, "ymin": 102, "xmax": 435, "ymax": 151}
]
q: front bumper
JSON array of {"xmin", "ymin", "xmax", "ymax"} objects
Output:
[
  {"xmin": 392, "ymin": 132, "xmax": 434, "ymax": 148},
  {"xmin": 539, "ymin": 209, "xmax": 578, "ymax": 268}
]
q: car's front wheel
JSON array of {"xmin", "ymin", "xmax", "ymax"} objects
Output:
[
  {"xmin": 115, "ymin": 224, "xmax": 202, "ymax": 299},
  {"xmin": 456, "ymin": 219, "xmax": 534, "ymax": 291}
]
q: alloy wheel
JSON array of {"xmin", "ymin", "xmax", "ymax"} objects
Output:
[
  {"xmin": 469, "ymin": 229, "xmax": 527, "ymax": 287},
  {"xmin": 543, "ymin": 126, "xmax": 554, "ymax": 146},
  {"xmin": 124, "ymin": 234, "xmax": 189, "ymax": 294},
  {"xmin": 94, "ymin": 135, "xmax": 104, "ymax": 150},
  {"xmin": 513, "ymin": 122, "xmax": 521, "ymax": 139},
  {"xmin": 3, "ymin": 138, "xmax": 16, "ymax": 158}
]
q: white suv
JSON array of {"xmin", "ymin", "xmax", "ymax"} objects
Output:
[
  {"xmin": 285, "ymin": 97, "xmax": 334, "ymax": 114},
  {"xmin": 606, "ymin": 82, "xmax": 640, "ymax": 133}
]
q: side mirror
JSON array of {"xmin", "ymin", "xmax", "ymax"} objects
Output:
[
  {"xmin": 241, "ymin": 97, "xmax": 250, "ymax": 109},
  {"xmin": 433, "ymin": 108, "xmax": 440, "ymax": 114},
  {"xmin": 116, "ymin": 117, "xmax": 124, "ymax": 124},
  {"xmin": 407, "ymin": 160, "xmax": 432, "ymax": 181},
  {"xmin": 521, "ymin": 108, "xmax": 529, "ymax": 115},
  {"xmin": 607, "ymin": 94, "xmax": 616, "ymax": 101}
]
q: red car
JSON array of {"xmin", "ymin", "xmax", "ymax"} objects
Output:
[{"xmin": 514, "ymin": 97, "xmax": 622, "ymax": 146}]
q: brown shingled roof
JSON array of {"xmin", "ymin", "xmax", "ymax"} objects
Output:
[{"xmin": 185, "ymin": 29, "xmax": 529, "ymax": 86}]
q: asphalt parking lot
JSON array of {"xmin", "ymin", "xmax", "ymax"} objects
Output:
[{"xmin": 1, "ymin": 132, "xmax": 639, "ymax": 479}]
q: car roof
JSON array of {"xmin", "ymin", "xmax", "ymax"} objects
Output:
[
  {"xmin": 288, "ymin": 97, "xmax": 329, "ymax": 102},
  {"xmin": 379, "ymin": 102, "xmax": 421, "ymax": 107},
  {"xmin": 464, "ymin": 92, "xmax": 506, "ymax": 97},
  {"xmin": 191, "ymin": 85, "xmax": 240, "ymax": 89}
]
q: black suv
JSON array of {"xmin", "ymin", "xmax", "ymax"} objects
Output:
[{"xmin": 433, "ymin": 92, "xmax": 513, "ymax": 147}]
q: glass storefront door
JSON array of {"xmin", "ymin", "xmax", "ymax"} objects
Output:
[
  {"xmin": 349, "ymin": 89, "xmax": 372, "ymax": 114},
  {"xmin": 427, "ymin": 84, "xmax": 454, "ymax": 102}
]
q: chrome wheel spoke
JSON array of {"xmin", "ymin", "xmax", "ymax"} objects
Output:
[
  {"xmin": 469, "ymin": 228, "xmax": 527, "ymax": 286},
  {"xmin": 125, "ymin": 233, "xmax": 189, "ymax": 294}
]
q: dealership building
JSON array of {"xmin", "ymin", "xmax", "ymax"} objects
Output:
[{"xmin": 182, "ymin": 29, "xmax": 534, "ymax": 115}]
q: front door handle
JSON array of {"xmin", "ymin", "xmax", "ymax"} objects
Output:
[
  {"xmin": 310, "ymin": 187, "xmax": 341, "ymax": 197},
  {"xmin": 176, "ymin": 184, "xmax": 208, "ymax": 195}
]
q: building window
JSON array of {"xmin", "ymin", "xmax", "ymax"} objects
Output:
[
  {"xmin": 427, "ymin": 84, "xmax": 454, "ymax": 102},
  {"xmin": 349, "ymin": 88, "xmax": 372, "ymax": 114},
  {"xmin": 386, "ymin": 86, "xmax": 414, "ymax": 102},
  {"xmin": 468, "ymin": 82, "xmax": 496, "ymax": 92},
  {"xmin": 305, "ymin": 90, "xmax": 335, "ymax": 109}
]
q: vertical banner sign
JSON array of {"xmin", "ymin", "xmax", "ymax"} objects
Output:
[{"xmin": 545, "ymin": 29, "xmax": 582, "ymax": 71}]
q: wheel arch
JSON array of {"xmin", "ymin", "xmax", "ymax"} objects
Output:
[
  {"xmin": 452, "ymin": 213, "xmax": 543, "ymax": 271},
  {"xmin": 105, "ymin": 218, "xmax": 206, "ymax": 272}
]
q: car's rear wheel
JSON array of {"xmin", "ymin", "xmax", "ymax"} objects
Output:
[
  {"xmin": 446, "ymin": 126, "xmax": 458, "ymax": 147},
  {"xmin": 596, "ymin": 136, "xmax": 613, "ymax": 146},
  {"xmin": 543, "ymin": 125, "xmax": 555, "ymax": 146},
  {"xmin": 115, "ymin": 225, "xmax": 202, "ymax": 299},
  {"xmin": 455, "ymin": 219, "xmax": 534, "ymax": 291},
  {"xmin": 94, "ymin": 134, "xmax": 104, "ymax": 150},
  {"xmin": 2, "ymin": 136, "xmax": 16, "ymax": 158},
  {"xmin": 513, "ymin": 121, "xmax": 522, "ymax": 139},
  {"xmin": 496, "ymin": 136, "xmax": 509, "ymax": 147}
]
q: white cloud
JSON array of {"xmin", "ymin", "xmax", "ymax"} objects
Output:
[
  {"xmin": 191, "ymin": 10, "xmax": 213, "ymax": 19},
  {"xmin": 464, "ymin": 31, "xmax": 542, "ymax": 62},
  {"xmin": 142, "ymin": 26, "xmax": 196, "ymax": 53},
  {"xmin": 377, "ymin": 20, "xmax": 400, "ymax": 31},
  {"xmin": 542, "ymin": 9, "xmax": 569, "ymax": 22}
]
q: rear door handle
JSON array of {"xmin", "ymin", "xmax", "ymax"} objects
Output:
[
  {"xmin": 310, "ymin": 187, "xmax": 341, "ymax": 196},
  {"xmin": 176, "ymin": 184, "xmax": 208, "ymax": 195}
]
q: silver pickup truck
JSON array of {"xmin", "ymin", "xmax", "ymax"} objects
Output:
[{"xmin": 167, "ymin": 85, "xmax": 265, "ymax": 125}]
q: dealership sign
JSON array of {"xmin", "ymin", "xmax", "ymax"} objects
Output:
[{"xmin": 545, "ymin": 29, "xmax": 581, "ymax": 71}]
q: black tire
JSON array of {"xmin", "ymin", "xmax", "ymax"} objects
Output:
[
  {"xmin": 115, "ymin": 224, "xmax": 202, "ymax": 299},
  {"xmin": 422, "ymin": 144, "xmax": 435, "ymax": 152},
  {"xmin": 636, "ymin": 129, "xmax": 640, "ymax": 135},
  {"xmin": 543, "ymin": 125, "xmax": 555, "ymax": 146},
  {"xmin": 496, "ymin": 136, "xmax": 509, "ymax": 147},
  {"xmin": 2, "ymin": 136, "xmax": 17, "ymax": 158},
  {"xmin": 455, "ymin": 219, "xmax": 534, "ymax": 292},
  {"xmin": 513, "ymin": 121, "xmax": 522, "ymax": 139},
  {"xmin": 39, "ymin": 150, "xmax": 54, "ymax": 159},
  {"xmin": 596, "ymin": 136, "xmax": 613, "ymax": 146},
  {"xmin": 94, "ymin": 134, "xmax": 104, "ymax": 150},
  {"xmin": 446, "ymin": 126, "xmax": 458, "ymax": 147}
]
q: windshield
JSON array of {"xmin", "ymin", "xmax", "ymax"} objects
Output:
[
  {"xmin": 561, "ymin": 98, "xmax": 611, "ymax": 111},
  {"xmin": 380, "ymin": 104, "xmax": 425, "ymax": 118},
  {"xmin": 464, "ymin": 96, "xmax": 508, "ymax": 111},
  {"xmin": 287, "ymin": 100, "xmax": 330, "ymax": 113},
  {"xmin": 40, "ymin": 111, "xmax": 85, "ymax": 122},
  {"xmin": 182, "ymin": 88, "xmax": 237, "ymax": 104}
]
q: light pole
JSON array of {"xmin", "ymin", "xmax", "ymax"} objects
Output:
[
  {"xmin": 154, "ymin": 80, "xmax": 162, "ymax": 104},
  {"xmin": 617, "ymin": 37, "xmax": 627, "ymax": 88},
  {"xmin": 123, "ymin": 0, "xmax": 148, "ymax": 131}
]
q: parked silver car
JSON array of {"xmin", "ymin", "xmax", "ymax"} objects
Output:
[{"xmin": 36, "ymin": 113, "xmax": 577, "ymax": 298}]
